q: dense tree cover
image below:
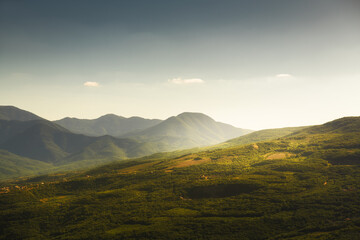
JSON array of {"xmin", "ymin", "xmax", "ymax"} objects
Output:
[{"xmin": 1, "ymin": 119, "xmax": 360, "ymax": 239}]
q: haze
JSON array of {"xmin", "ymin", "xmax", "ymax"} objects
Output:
[{"xmin": 1, "ymin": 0, "xmax": 359, "ymax": 130}]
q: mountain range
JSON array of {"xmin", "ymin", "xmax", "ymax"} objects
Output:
[
  {"xmin": 0, "ymin": 106, "xmax": 43, "ymax": 121},
  {"xmin": 54, "ymin": 114, "xmax": 162, "ymax": 137},
  {"xmin": 1, "ymin": 114, "xmax": 360, "ymax": 239},
  {"xmin": 0, "ymin": 106, "xmax": 253, "ymax": 179}
]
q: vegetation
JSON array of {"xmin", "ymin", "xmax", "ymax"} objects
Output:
[
  {"xmin": 218, "ymin": 126, "xmax": 309, "ymax": 148},
  {"xmin": 1, "ymin": 117, "xmax": 360, "ymax": 239},
  {"xmin": 0, "ymin": 109, "xmax": 253, "ymax": 180},
  {"xmin": 0, "ymin": 150, "xmax": 52, "ymax": 180},
  {"xmin": 122, "ymin": 112, "xmax": 253, "ymax": 151},
  {"xmin": 0, "ymin": 106, "xmax": 43, "ymax": 121},
  {"xmin": 54, "ymin": 114, "xmax": 162, "ymax": 137}
]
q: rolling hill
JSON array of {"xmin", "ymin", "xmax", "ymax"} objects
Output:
[
  {"xmin": 1, "ymin": 116, "xmax": 359, "ymax": 239},
  {"xmin": 0, "ymin": 150, "xmax": 52, "ymax": 180},
  {"xmin": 54, "ymin": 114, "xmax": 162, "ymax": 137},
  {"xmin": 217, "ymin": 126, "xmax": 309, "ymax": 148},
  {"xmin": 0, "ymin": 108, "xmax": 254, "ymax": 180},
  {"xmin": 0, "ymin": 119, "xmax": 163, "ymax": 178},
  {"xmin": 123, "ymin": 112, "xmax": 253, "ymax": 151},
  {"xmin": 0, "ymin": 106, "xmax": 43, "ymax": 121}
]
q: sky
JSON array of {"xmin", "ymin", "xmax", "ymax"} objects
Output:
[{"xmin": 1, "ymin": 0, "xmax": 360, "ymax": 130}]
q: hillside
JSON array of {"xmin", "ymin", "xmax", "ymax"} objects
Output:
[
  {"xmin": 217, "ymin": 126, "xmax": 309, "ymax": 148},
  {"xmin": 0, "ymin": 109, "xmax": 254, "ymax": 180},
  {"xmin": 1, "ymin": 117, "xmax": 359, "ymax": 239},
  {"xmin": 293, "ymin": 116, "xmax": 360, "ymax": 135},
  {"xmin": 0, "ymin": 150, "xmax": 52, "ymax": 180},
  {"xmin": 54, "ymin": 114, "xmax": 162, "ymax": 137},
  {"xmin": 0, "ymin": 119, "xmax": 163, "ymax": 179},
  {"xmin": 0, "ymin": 106, "xmax": 43, "ymax": 121},
  {"xmin": 123, "ymin": 112, "xmax": 253, "ymax": 151}
]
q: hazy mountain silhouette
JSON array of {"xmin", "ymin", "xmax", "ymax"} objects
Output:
[
  {"xmin": 123, "ymin": 112, "xmax": 253, "ymax": 151},
  {"xmin": 0, "ymin": 119, "xmax": 149, "ymax": 164},
  {"xmin": 54, "ymin": 114, "xmax": 162, "ymax": 137},
  {"xmin": 0, "ymin": 106, "xmax": 43, "ymax": 121}
]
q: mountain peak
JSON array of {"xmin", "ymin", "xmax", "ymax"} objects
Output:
[
  {"xmin": 0, "ymin": 106, "xmax": 43, "ymax": 121},
  {"xmin": 176, "ymin": 112, "xmax": 214, "ymax": 121},
  {"xmin": 124, "ymin": 112, "xmax": 253, "ymax": 150},
  {"xmin": 97, "ymin": 114, "xmax": 125, "ymax": 120}
]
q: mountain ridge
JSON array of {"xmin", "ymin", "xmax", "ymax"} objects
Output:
[
  {"xmin": 54, "ymin": 114, "xmax": 162, "ymax": 137},
  {"xmin": 2, "ymin": 115, "xmax": 360, "ymax": 239},
  {"xmin": 122, "ymin": 112, "xmax": 253, "ymax": 151},
  {"xmin": 0, "ymin": 106, "xmax": 43, "ymax": 121}
]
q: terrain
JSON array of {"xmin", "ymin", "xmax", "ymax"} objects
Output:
[
  {"xmin": 1, "ymin": 117, "xmax": 360, "ymax": 239},
  {"xmin": 0, "ymin": 106, "xmax": 43, "ymax": 121},
  {"xmin": 54, "ymin": 114, "xmax": 162, "ymax": 137},
  {"xmin": 122, "ymin": 112, "xmax": 253, "ymax": 151},
  {"xmin": 0, "ymin": 106, "xmax": 252, "ymax": 180}
]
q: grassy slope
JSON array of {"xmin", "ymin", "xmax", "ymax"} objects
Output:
[
  {"xmin": 218, "ymin": 126, "xmax": 310, "ymax": 148},
  {"xmin": 1, "ymin": 117, "xmax": 360, "ymax": 239},
  {"xmin": 0, "ymin": 150, "xmax": 52, "ymax": 180}
]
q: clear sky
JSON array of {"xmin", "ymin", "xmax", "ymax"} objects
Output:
[{"xmin": 1, "ymin": 0, "xmax": 359, "ymax": 130}]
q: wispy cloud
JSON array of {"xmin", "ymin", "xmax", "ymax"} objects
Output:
[
  {"xmin": 168, "ymin": 78, "xmax": 204, "ymax": 85},
  {"xmin": 83, "ymin": 81, "xmax": 99, "ymax": 87},
  {"xmin": 276, "ymin": 74, "xmax": 293, "ymax": 78},
  {"xmin": 267, "ymin": 73, "xmax": 296, "ymax": 83}
]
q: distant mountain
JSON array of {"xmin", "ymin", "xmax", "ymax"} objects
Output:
[
  {"xmin": 0, "ymin": 119, "xmax": 154, "ymax": 165},
  {"xmin": 0, "ymin": 108, "xmax": 255, "ymax": 180},
  {"xmin": 0, "ymin": 106, "xmax": 43, "ymax": 121},
  {"xmin": 123, "ymin": 112, "xmax": 253, "ymax": 151},
  {"xmin": 54, "ymin": 114, "xmax": 162, "ymax": 137}
]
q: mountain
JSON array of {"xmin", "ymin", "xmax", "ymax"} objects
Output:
[
  {"xmin": 54, "ymin": 114, "xmax": 162, "ymax": 137},
  {"xmin": 123, "ymin": 112, "xmax": 253, "ymax": 151},
  {"xmin": 0, "ymin": 119, "xmax": 157, "ymax": 169},
  {"xmin": 0, "ymin": 106, "xmax": 43, "ymax": 121},
  {"xmin": 1, "ymin": 116, "xmax": 360, "ymax": 239},
  {"xmin": 0, "ymin": 108, "xmax": 254, "ymax": 180},
  {"xmin": 0, "ymin": 150, "xmax": 52, "ymax": 180}
]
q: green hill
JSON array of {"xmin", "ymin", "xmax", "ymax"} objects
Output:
[
  {"xmin": 54, "ymin": 114, "xmax": 162, "ymax": 137},
  {"xmin": 0, "ymin": 150, "xmax": 52, "ymax": 180},
  {"xmin": 0, "ymin": 110, "xmax": 252, "ymax": 180},
  {"xmin": 123, "ymin": 112, "xmax": 253, "ymax": 151},
  {"xmin": 0, "ymin": 120, "xmax": 95, "ymax": 163},
  {"xmin": 218, "ymin": 126, "xmax": 310, "ymax": 148},
  {"xmin": 292, "ymin": 116, "xmax": 360, "ymax": 135},
  {"xmin": 0, "ymin": 106, "xmax": 43, "ymax": 121},
  {"xmin": 2, "ymin": 117, "xmax": 359, "ymax": 239},
  {"xmin": 0, "ymin": 119, "xmax": 165, "ymax": 179}
]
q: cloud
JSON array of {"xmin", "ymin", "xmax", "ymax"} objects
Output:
[
  {"xmin": 267, "ymin": 74, "xmax": 296, "ymax": 84},
  {"xmin": 276, "ymin": 74, "xmax": 293, "ymax": 78},
  {"xmin": 168, "ymin": 78, "xmax": 204, "ymax": 85},
  {"xmin": 83, "ymin": 81, "xmax": 99, "ymax": 87}
]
